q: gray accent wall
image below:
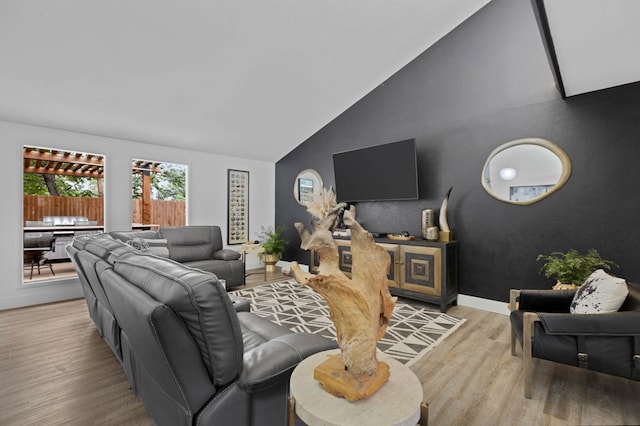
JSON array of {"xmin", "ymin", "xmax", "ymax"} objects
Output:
[{"xmin": 275, "ymin": 0, "xmax": 640, "ymax": 302}]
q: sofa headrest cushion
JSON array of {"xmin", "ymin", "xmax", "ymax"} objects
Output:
[
  {"xmin": 113, "ymin": 254, "xmax": 243, "ymax": 386},
  {"xmin": 110, "ymin": 230, "xmax": 160, "ymax": 243},
  {"xmin": 82, "ymin": 234, "xmax": 137, "ymax": 263},
  {"xmin": 159, "ymin": 226, "xmax": 223, "ymax": 262},
  {"xmin": 72, "ymin": 232, "xmax": 112, "ymax": 251}
]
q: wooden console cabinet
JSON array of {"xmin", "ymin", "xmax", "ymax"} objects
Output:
[{"xmin": 310, "ymin": 237, "xmax": 458, "ymax": 312}]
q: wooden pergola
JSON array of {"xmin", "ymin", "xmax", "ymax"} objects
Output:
[{"xmin": 23, "ymin": 147, "xmax": 162, "ymax": 225}]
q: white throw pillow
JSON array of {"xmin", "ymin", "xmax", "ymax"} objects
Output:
[{"xmin": 570, "ymin": 269, "xmax": 628, "ymax": 314}]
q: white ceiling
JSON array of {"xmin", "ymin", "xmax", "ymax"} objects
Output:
[
  {"xmin": 542, "ymin": 0, "xmax": 640, "ymax": 97},
  {"xmin": 1, "ymin": 1, "xmax": 637, "ymax": 162},
  {"xmin": 0, "ymin": 0, "xmax": 490, "ymax": 162}
]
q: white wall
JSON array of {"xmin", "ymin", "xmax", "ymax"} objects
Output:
[{"xmin": 1, "ymin": 120, "xmax": 275, "ymax": 310}]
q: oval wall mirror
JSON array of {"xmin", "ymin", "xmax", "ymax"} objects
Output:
[
  {"xmin": 481, "ymin": 138, "xmax": 571, "ymax": 205},
  {"xmin": 294, "ymin": 169, "xmax": 323, "ymax": 205}
]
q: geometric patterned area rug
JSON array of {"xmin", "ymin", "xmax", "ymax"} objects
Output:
[{"xmin": 231, "ymin": 279, "xmax": 466, "ymax": 366}]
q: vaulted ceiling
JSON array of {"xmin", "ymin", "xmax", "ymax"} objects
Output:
[
  {"xmin": 1, "ymin": 1, "xmax": 638, "ymax": 162},
  {"xmin": 536, "ymin": 0, "xmax": 640, "ymax": 98}
]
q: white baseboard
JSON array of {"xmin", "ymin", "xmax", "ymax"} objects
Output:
[{"xmin": 457, "ymin": 294, "xmax": 510, "ymax": 315}]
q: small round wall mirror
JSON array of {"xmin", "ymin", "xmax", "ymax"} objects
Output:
[
  {"xmin": 294, "ymin": 169, "xmax": 323, "ymax": 205},
  {"xmin": 481, "ymin": 138, "xmax": 571, "ymax": 205}
]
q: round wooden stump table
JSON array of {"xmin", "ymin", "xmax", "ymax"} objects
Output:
[{"xmin": 288, "ymin": 349, "xmax": 428, "ymax": 426}]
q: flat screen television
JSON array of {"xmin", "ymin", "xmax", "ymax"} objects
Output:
[{"xmin": 333, "ymin": 138, "xmax": 419, "ymax": 202}]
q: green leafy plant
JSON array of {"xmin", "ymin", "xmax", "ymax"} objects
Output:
[
  {"xmin": 537, "ymin": 248, "xmax": 618, "ymax": 286},
  {"xmin": 257, "ymin": 225, "xmax": 287, "ymax": 256}
]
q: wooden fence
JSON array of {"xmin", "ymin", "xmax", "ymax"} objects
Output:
[
  {"xmin": 132, "ymin": 199, "xmax": 186, "ymax": 227},
  {"xmin": 24, "ymin": 195, "xmax": 185, "ymax": 227}
]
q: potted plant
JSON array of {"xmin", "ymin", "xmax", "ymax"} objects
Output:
[
  {"xmin": 537, "ymin": 248, "xmax": 618, "ymax": 289},
  {"xmin": 257, "ymin": 225, "xmax": 287, "ymax": 272}
]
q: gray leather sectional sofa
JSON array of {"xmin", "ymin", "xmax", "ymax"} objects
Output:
[
  {"xmin": 110, "ymin": 225, "xmax": 245, "ymax": 288},
  {"xmin": 66, "ymin": 232, "xmax": 337, "ymax": 426}
]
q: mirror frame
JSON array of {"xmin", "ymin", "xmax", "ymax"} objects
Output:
[
  {"xmin": 293, "ymin": 169, "xmax": 323, "ymax": 206},
  {"xmin": 481, "ymin": 138, "xmax": 572, "ymax": 205}
]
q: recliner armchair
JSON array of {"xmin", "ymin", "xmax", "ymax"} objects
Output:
[
  {"xmin": 110, "ymin": 225, "xmax": 245, "ymax": 287},
  {"xmin": 509, "ymin": 282, "xmax": 640, "ymax": 398}
]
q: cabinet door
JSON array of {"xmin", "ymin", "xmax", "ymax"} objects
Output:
[
  {"xmin": 337, "ymin": 240, "xmax": 352, "ymax": 274},
  {"xmin": 309, "ymin": 249, "xmax": 320, "ymax": 274},
  {"xmin": 399, "ymin": 245, "xmax": 442, "ymax": 296},
  {"xmin": 336, "ymin": 241, "xmax": 398, "ymax": 288},
  {"xmin": 378, "ymin": 243, "xmax": 399, "ymax": 288}
]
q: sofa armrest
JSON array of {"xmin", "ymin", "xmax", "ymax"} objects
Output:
[
  {"xmin": 229, "ymin": 295, "xmax": 251, "ymax": 313},
  {"xmin": 509, "ymin": 289, "xmax": 520, "ymax": 311},
  {"xmin": 238, "ymin": 333, "xmax": 337, "ymax": 393},
  {"xmin": 517, "ymin": 289, "xmax": 576, "ymax": 312},
  {"xmin": 214, "ymin": 249, "xmax": 241, "ymax": 261},
  {"xmin": 538, "ymin": 311, "xmax": 640, "ymax": 335}
]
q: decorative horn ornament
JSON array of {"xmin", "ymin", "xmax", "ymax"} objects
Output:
[
  {"xmin": 439, "ymin": 187, "xmax": 452, "ymax": 232},
  {"xmin": 439, "ymin": 187, "xmax": 453, "ymax": 241}
]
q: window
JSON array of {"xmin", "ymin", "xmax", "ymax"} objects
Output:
[
  {"xmin": 23, "ymin": 146, "xmax": 105, "ymax": 283},
  {"xmin": 132, "ymin": 160, "xmax": 187, "ymax": 227}
]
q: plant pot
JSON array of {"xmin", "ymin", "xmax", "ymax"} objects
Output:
[
  {"xmin": 263, "ymin": 253, "xmax": 280, "ymax": 272},
  {"xmin": 552, "ymin": 281, "xmax": 577, "ymax": 291}
]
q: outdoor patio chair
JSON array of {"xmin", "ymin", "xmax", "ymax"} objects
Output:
[{"xmin": 23, "ymin": 232, "xmax": 56, "ymax": 279}]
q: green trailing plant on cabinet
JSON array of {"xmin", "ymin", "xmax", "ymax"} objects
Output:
[{"xmin": 537, "ymin": 248, "xmax": 618, "ymax": 286}]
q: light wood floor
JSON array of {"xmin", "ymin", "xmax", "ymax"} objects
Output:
[{"xmin": 2, "ymin": 270, "xmax": 640, "ymax": 425}]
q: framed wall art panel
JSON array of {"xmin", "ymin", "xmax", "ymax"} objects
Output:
[{"xmin": 227, "ymin": 169, "xmax": 249, "ymax": 244}]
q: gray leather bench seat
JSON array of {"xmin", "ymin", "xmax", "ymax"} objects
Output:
[{"xmin": 66, "ymin": 232, "xmax": 336, "ymax": 425}]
